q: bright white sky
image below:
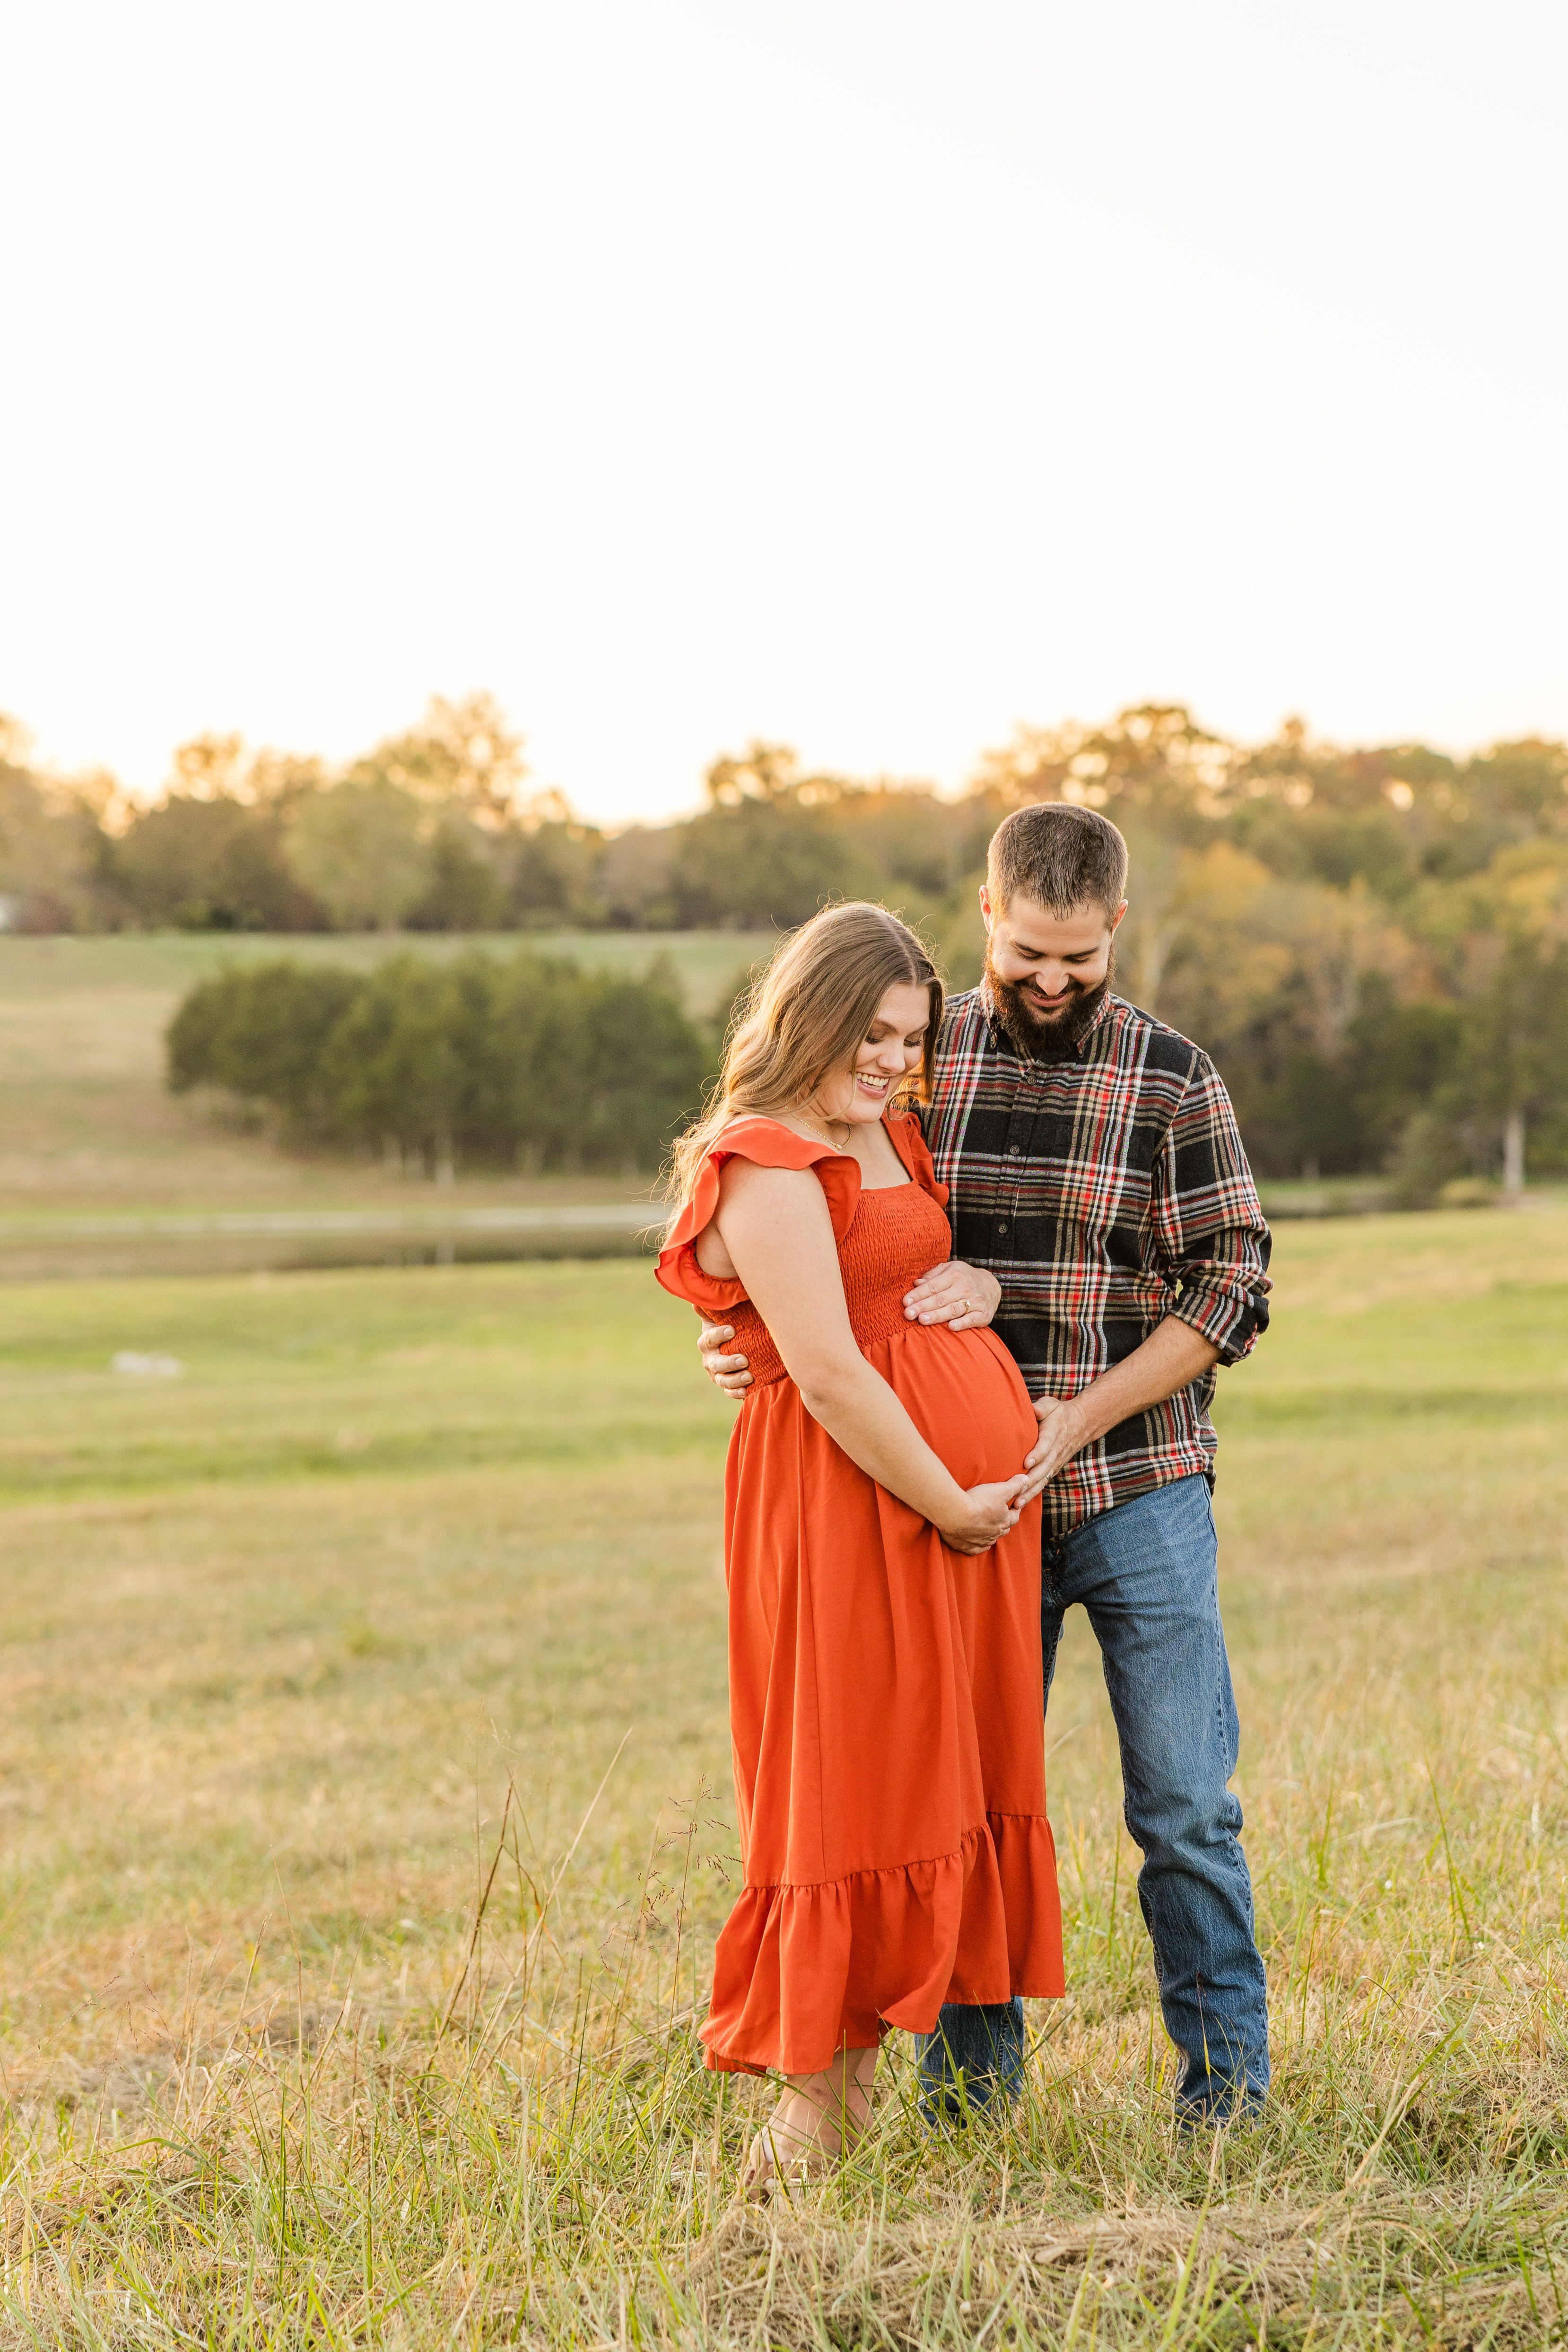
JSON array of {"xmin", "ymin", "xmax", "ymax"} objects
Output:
[{"xmin": 4, "ymin": 3, "xmax": 1565, "ymax": 824}]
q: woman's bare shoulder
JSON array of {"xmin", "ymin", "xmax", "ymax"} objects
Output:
[{"xmin": 693, "ymin": 1155, "xmax": 825, "ymax": 1278}]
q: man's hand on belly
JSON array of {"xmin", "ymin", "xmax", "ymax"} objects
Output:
[
  {"xmin": 1019, "ymin": 1394, "xmax": 1092, "ymax": 1497},
  {"xmin": 698, "ymin": 1321, "xmax": 752, "ymax": 1397},
  {"xmin": 1022, "ymin": 1316, "xmax": 1222, "ymax": 1494},
  {"xmin": 902, "ymin": 1262, "xmax": 1002, "ymax": 1332}
]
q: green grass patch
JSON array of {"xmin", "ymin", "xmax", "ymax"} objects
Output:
[{"xmin": 0, "ymin": 1262, "xmax": 728, "ymax": 1499}]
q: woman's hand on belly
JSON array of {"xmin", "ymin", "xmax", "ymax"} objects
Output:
[{"xmin": 937, "ymin": 1475, "xmax": 1031, "ymax": 1555}]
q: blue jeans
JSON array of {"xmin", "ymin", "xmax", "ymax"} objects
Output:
[{"xmin": 918, "ymin": 1474, "xmax": 1270, "ymax": 2121}]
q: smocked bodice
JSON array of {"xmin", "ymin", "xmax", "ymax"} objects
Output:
[
  {"xmin": 655, "ymin": 1110, "xmax": 958, "ymax": 1385},
  {"xmin": 724, "ymin": 1179, "xmax": 953, "ymax": 1388}
]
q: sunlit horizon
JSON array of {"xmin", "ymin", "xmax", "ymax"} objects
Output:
[{"xmin": 9, "ymin": 694, "xmax": 1563, "ymax": 838}]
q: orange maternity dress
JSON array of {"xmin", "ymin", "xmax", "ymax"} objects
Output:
[{"xmin": 656, "ymin": 1111, "xmax": 1063, "ymax": 2077}]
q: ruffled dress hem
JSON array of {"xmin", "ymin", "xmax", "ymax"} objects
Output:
[{"xmin": 699, "ymin": 1810, "xmax": 1063, "ymax": 2077}]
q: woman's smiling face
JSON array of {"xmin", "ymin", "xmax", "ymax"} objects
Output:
[{"xmin": 809, "ymin": 982, "xmax": 932, "ymax": 1129}]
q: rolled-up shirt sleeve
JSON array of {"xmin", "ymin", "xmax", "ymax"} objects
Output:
[{"xmin": 1151, "ymin": 1054, "xmax": 1272, "ymax": 1364}]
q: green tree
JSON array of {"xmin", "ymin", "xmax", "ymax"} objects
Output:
[
  {"xmin": 1342, "ymin": 976, "xmax": 1463, "ymax": 1168},
  {"xmin": 114, "ymin": 795, "xmax": 327, "ymax": 931},
  {"xmin": 284, "ymin": 782, "xmax": 430, "ymax": 931},
  {"xmin": 474, "ymin": 955, "xmax": 595, "ymax": 1167},
  {"xmin": 166, "ymin": 962, "xmax": 364, "ymax": 1127},
  {"xmin": 110, "ymin": 735, "xmax": 330, "ymax": 932},
  {"xmin": 1154, "ymin": 846, "xmax": 1429, "ymax": 1177},
  {"xmin": 1454, "ymin": 936, "xmax": 1568, "ymax": 1190},
  {"xmin": 0, "ymin": 717, "xmax": 112, "ymax": 932},
  {"xmin": 504, "ymin": 796, "xmax": 607, "ymax": 929},
  {"xmin": 664, "ymin": 743, "xmax": 871, "ymax": 928},
  {"xmin": 406, "ymin": 818, "xmax": 507, "ymax": 931},
  {"xmin": 1113, "ymin": 824, "xmax": 1184, "ymax": 1012},
  {"xmin": 316, "ymin": 956, "xmax": 473, "ymax": 1178},
  {"xmin": 573, "ymin": 961, "xmax": 709, "ymax": 1169},
  {"xmin": 164, "ymin": 948, "xmax": 709, "ymax": 1177}
]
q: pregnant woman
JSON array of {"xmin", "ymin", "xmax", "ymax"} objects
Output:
[{"xmin": 657, "ymin": 902, "xmax": 1062, "ymax": 2188}]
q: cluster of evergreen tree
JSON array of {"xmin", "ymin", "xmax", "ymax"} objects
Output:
[{"xmin": 166, "ymin": 950, "xmax": 708, "ymax": 1176}]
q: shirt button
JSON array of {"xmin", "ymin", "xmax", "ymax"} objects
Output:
[
  {"xmin": 1008, "ymin": 1146, "xmax": 1021, "ymax": 1157},
  {"xmin": 996, "ymin": 1220, "xmax": 1008, "ymax": 1234}
]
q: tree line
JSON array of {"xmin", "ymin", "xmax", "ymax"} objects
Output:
[
  {"xmin": 167, "ymin": 949, "xmax": 709, "ymax": 1178},
  {"xmin": 5, "ymin": 693, "xmax": 1567, "ymax": 1189}
]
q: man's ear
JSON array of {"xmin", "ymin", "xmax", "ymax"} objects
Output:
[
  {"xmin": 978, "ymin": 882, "xmax": 994, "ymax": 932},
  {"xmin": 1110, "ymin": 899, "xmax": 1129, "ymax": 934}
]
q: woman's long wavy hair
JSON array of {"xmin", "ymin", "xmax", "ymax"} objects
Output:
[{"xmin": 667, "ymin": 902, "xmax": 943, "ymax": 1214}]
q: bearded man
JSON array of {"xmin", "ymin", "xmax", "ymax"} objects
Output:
[{"xmin": 699, "ymin": 801, "xmax": 1273, "ymax": 2124}]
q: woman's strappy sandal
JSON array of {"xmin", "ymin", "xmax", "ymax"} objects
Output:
[
  {"xmin": 738, "ymin": 2091, "xmax": 869, "ymax": 2200},
  {"xmin": 739, "ymin": 2123, "xmax": 837, "ymax": 2200}
]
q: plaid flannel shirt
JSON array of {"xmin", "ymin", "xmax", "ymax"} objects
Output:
[{"xmin": 923, "ymin": 987, "xmax": 1272, "ymax": 1537}]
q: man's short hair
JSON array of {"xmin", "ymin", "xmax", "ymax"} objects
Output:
[{"xmin": 987, "ymin": 801, "xmax": 1129, "ymax": 920}]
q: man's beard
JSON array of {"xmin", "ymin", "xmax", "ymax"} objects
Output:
[{"xmin": 986, "ymin": 943, "xmax": 1114, "ymax": 1062}]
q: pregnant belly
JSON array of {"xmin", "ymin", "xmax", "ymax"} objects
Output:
[{"xmin": 876, "ymin": 1323, "xmax": 1037, "ymax": 1492}]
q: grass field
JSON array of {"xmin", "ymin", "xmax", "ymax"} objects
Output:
[{"xmin": 1, "ymin": 1205, "xmax": 1567, "ymax": 2344}]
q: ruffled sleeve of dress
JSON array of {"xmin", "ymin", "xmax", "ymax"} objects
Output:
[
  {"xmin": 654, "ymin": 1116, "xmax": 863, "ymax": 1314},
  {"xmin": 888, "ymin": 1110, "xmax": 950, "ymax": 1209}
]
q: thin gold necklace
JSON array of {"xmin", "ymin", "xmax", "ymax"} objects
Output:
[{"xmin": 794, "ymin": 1104, "xmax": 853, "ymax": 1153}]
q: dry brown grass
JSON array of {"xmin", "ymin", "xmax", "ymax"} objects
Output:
[{"xmin": 0, "ymin": 1215, "xmax": 1564, "ymax": 2344}]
